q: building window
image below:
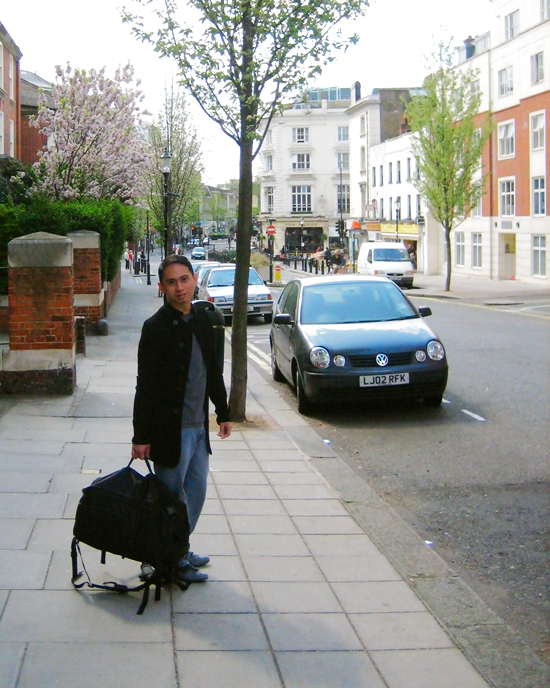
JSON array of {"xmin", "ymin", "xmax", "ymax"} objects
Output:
[
  {"xmin": 500, "ymin": 179, "xmax": 515, "ymax": 216},
  {"xmin": 498, "ymin": 121, "xmax": 515, "ymax": 158},
  {"xmin": 0, "ymin": 112, "xmax": 4, "ymax": 155},
  {"xmin": 416, "ymin": 194, "xmax": 422, "ymax": 217},
  {"xmin": 379, "ymin": 165, "xmax": 384, "ymax": 186},
  {"xmin": 396, "ymin": 160, "xmax": 401, "ymax": 183},
  {"xmin": 9, "ymin": 55, "xmax": 14, "ymax": 101},
  {"xmin": 9, "ymin": 119, "xmax": 14, "ymax": 157},
  {"xmin": 505, "ymin": 10, "xmax": 519, "ymax": 40},
  {"xmin": 407, "ymin": 195, "xmax": 412, "ymax": 219},
  {"xmin": 471, "ymin": 198, "xmax": 482, "ymax": 217},
  {"xmin": 338, "ymin": 126, "xmax": 349, "ymax": 142},
  {"xmin": 291, "ymin": 185, "xmax": 311, "ymax": 213},
  {"xmin": 372, "ymin": 167, "xmax": 376, "ymax": 187},
  {"xmin": 542, "ymin": 0, "xmax": 550, "ymax": 21},
  {"xmin": 471, "ymin": 79, "xmax": 481, "ymax": 96},
  {"xmin": 531, "ymin": 113, "xmax": 545, "ymax": 149},
  {"xmin": 359, "ymin": 147, "xmax": 366, "ymax": 172},
  {"xmin": 0, "ymin": 43, "xmax": 3, "ymax": 91},
  {"xmin": 337, "ymin": 185, "xmax": 350, "ymax": 214},
  {"xmin": 265, "ymin": 186, "xmax": 274, "ymax": 213},
  {"xmin": 360, "ymin": 116, "xmax": 365, "ymax": 136},
  {"xmin": 415, "ymin": 158, "xmax": 420, "ymax": 179},
  {"xmin": 533, "ymin": 177, "xmax": 546, "ymax": 216},
  {"xmin": 292, "ymin": 153, "xmax": 310, "ymax": 170},
  {"xmin": 337, "ymin": 152, "xmax": 349, "ymax": 170},
  {"xmin": 379, "ymin": 198, "xmax": 384, "ymax": 219},
  {"xmin": 389, "ymin": 197, "xmax": 393, "ymax": 221},
  {"xmin": 292, "ymin": 127, "xmax": 309, "ymax": 143},
  {"xmin": 472, "ymin": 233, "xmax": 482, "ymax": 268},
  {"xmin": 266, "ymin": 154, "xmax": 273, "ymax": 171},
  {"xmin": 406, "ymin": 157, "xmax": 411, "ymax": 180},
  {"xmin": 498, "ymin": 67, "xmax": 514, "ymax": 96},
  {"xmin": 456, "ymin": 232, "xmax": 465, "ymax": 267},
  {"xmin": 533, "ymin": 235, "xmax": 547, "ymax": 276},
  {"xmin": 531, "ymin": 53, "xmax": 544, "ymax": 84},
  {"xmin": 388, "ymin": 162, "xmax": 393, "ymax": 184}
]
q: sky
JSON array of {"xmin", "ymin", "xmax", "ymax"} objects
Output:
[{"xmin": 2, "ymin": 0, "xmax": 492, "ymax": 185}]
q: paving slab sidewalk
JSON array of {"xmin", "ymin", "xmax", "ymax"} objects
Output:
[{"xmin": 0, "ymin": 265, "xmax": 546, "ymax": 688}]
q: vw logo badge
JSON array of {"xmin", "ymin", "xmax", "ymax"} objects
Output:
[{"xmin": 376, "ymin": 353, "xmax": 389, "ymax": 367}]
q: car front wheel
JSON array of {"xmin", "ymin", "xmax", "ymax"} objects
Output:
[
  {"xmin": 295, "ymin": 368, "xmax": 312, "ymax": 415},
  {"xmin": 271, "ymin": 346, "xmax": 284, "ymax": 382},
  {"xmin": 424, "ymin": 392, "xmax": 443, "ymax": 407}
]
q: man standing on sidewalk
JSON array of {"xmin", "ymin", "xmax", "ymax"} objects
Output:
[{"xmin": 131, "ymin": 255, "xmax": 232, "ymax": 582}]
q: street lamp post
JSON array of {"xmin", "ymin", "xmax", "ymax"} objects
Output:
[
  {"xmin": 160, "ymin": 147, "xmax": 172, "ymax": 259},
  {"xmin": 394, "ymin": 198, "xmax": 401, "ymax": 242},
  {"xmin": 146, "ymin": 210, "xmax": 151, "ymax": 285},
  {"xmin": 339, "ymin": 162, "xmax": 344, "ymax": 244}
]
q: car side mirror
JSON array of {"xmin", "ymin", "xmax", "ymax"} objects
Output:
[
  {"xmin": 273, "ymin": 313, "xmax": 294, "ymax": 326},
  {"xmin": 418, "ymin": 306, "xmax": 432, "ymax": 317}
]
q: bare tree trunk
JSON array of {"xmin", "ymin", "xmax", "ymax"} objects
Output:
[
  {"xmin": 444, "ymin": 225, "xmax": 452, "ymax": 291},
  {"xmin": 228, "ymin": 135, "xmax": 253, "ymax": 421}
]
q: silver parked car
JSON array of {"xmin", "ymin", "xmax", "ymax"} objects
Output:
[{"xmin": 197, "ymin": 265, "xmax": 273, "ymax": 322}]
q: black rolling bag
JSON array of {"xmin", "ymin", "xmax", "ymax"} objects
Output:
[{"xmin": 71, "ymin": 458, "xmax": 190, "ymax": 614}]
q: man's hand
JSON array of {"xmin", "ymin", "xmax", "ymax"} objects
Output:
[
  {"xmin": 132, "ymin": 443, "xmax": 151, "ymax": 460},
  {"xmin": 217, "ymin": 422, "xmax": 232, "ymax": 439}
]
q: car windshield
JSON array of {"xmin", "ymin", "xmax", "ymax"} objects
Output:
[
  {"xmin": 373, "ymin": 248, "xmax": 410, "ymax": 262},
  {"xmin": 300, "ymin": 281, "xmax": 417, "ymax": 324},
  {"xmin": 208, "ymin": 267, "xmax": 264, "ymax": 288}
]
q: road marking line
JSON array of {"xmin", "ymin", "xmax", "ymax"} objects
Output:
[
  {"xmin": 248, "ymin": 349, "xmax": 271, "ymax": 373},
  {"xmin": 247, "ymin": 340, "xmax": 270, "ymax": 360},
  {"xmin": 462, "ymin": 409, "xmax": 486, "ymax": 422}
]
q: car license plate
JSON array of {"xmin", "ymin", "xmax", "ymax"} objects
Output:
[
  {"xmin": 359, "ymin": 373, "xmax": 409, "ymax": 387},
  {"xmin": 247, "ymin": 305, "xmax": 256, "ymax": 312}
]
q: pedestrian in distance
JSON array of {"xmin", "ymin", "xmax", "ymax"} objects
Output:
[
  {"xmin": 131, "ymin": 254, "xmax": 232, "ymax": 583},
  {"xmin": 124, "ymin": 249, "xmax": 129, "ymax": 270},
  {"xmin": 128, "ymin": 249, "xmax": 133, "ymax": 269},
  {"xmin": 324, "ymin": 247, "xmax": 331, "ymax": 273}
]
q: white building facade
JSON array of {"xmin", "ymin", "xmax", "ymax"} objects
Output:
[{"xmin": 258, "ymin": 87, "xmax": 351, "ymax": 254}]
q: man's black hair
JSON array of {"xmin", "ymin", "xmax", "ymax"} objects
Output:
[{"xmin": 158, "ymin": 254, "xmax": 194, "ymax": 282}]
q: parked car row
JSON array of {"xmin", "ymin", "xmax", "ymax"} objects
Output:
[{"xmin": 194, "ymin": 264, "xmax": 273, "ymax": 323}]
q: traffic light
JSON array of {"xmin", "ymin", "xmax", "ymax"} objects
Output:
[{"xmin": 336, "ymin": 219, "xmax": 345, "ymax": 235}]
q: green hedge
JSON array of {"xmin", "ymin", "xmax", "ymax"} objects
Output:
[{"xmin": 0, "ymin": 197, "xmax": 134, "ymax": 293}]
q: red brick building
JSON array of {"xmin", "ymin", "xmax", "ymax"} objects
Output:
[
  {"xmin": 20, "ymin": 71, "xmax": 54, "ymax": 165},
  {"xmin": 0, "ymin": 21, "xmax": 22, "ymax": 161}
]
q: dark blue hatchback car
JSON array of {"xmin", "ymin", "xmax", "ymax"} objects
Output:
[{"xmin": 270, "ymin": 275, "xmax": 448, "ymax": 414}]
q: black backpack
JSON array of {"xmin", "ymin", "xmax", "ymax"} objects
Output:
[{"xmin": 71, "ymin": 459, "xmax": 190, "ymax": 614}]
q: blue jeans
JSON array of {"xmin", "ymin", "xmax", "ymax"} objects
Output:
[{"xmin": 154, "ymin": 426, "xmax": 209, "ymax": 536}]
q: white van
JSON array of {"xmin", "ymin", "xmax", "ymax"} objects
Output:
[{"xmin": 357, "ymin": 241, "xmax": 415, "ymax": 288}]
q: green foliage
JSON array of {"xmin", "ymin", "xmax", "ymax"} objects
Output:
[
  {"xmin": 0, "ymin": 197, "xmax": 135, "ymax": 292},
  {"xmin": 405, "ymin": 42, "xmax": 493, "ymax": 290},
  {"xmin": 0, "ymin": 160, "xmax": 37, "ymax": 206}
]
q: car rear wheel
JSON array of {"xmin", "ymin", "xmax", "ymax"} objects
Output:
[
  {"xmin": 424, "ymin": 392, "xmax": 443, "ymax": 407},
  {"xmin": 295, "ymin": 369, "xmax": 312, "ymax": 415},
  {"xmin": 271, "ymin": 346, "xmax": 284, "ymax": 382}
]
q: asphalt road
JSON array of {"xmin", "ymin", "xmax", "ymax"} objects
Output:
[{"xmin": 245, "ymin": 292, "xmax": 550, "ymax": 666}]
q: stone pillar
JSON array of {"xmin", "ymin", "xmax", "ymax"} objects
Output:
[
  {"xmin": 68, "ymin": 230, "xmax": 103, "ymax": 327},
  {"xmin": 0, "ymin": 232, "xmax": 75, "ymax": 394}
]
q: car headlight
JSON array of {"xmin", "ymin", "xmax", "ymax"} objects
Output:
[
  {"xmin": 374, "ymin": 270, "xmax": 386, "ymax": 275},
  {"xmin": 427, "ymin": 340, "xmax": 445, "ymax": 361},
  {"xmin": 310, "ymin": 347, "xmax": 330, "ymax": 368},
  {"xmin": 212, "ymin": 296, "xmax": 227, "ymax": 303},
  {"xmin": 333, "ymin": 355, "xmax": 346, "ymax": 367},
  {"xmin": 415, "ymin": 350, "xmax": 427, "ymax": 362},
  {"xmin": 405, "ymin": 271, "xmax": 414, "ymax": 276}
]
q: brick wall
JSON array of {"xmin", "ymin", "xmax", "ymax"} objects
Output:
[
  {"xmin": 8, "ymin": 266, "xmax": 74, "ymax": 351},
  {"xmin": 20, "ymin": 114, "xmax": 47, "ymax": 165},
  {"xmin": 104, "ymin": 268, "xmax": 121, "ymax": 315}
]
